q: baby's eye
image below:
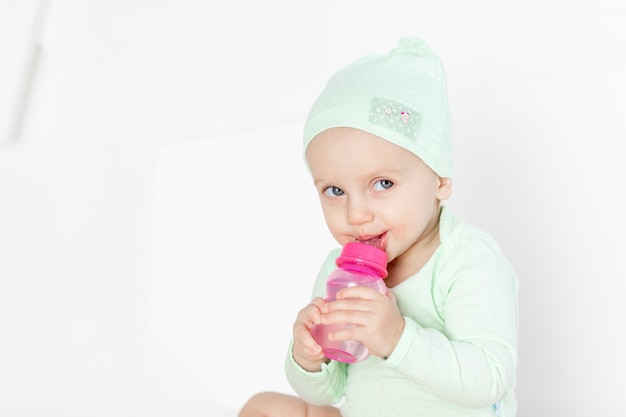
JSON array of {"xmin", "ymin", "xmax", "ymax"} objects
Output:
[
  {"xmin": 373, "ymin": 179, "xmax": 394, "ymax": 191},
  {"xmin": 323, "ymin": 186, "xmax": 345, "ymax": 197}
]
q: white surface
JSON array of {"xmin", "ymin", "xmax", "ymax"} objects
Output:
[
  {"xmin": 0, "ymin": 0, "xmax": 46, "ymax": 142},
  {"xmin": 1, "ymin": 1, "xmax": 626, "ymax": 416}
]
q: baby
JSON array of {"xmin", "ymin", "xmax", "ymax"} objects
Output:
[{"xmin": 240, "ymin": 36, "xmax": 519, "ymax": 417}]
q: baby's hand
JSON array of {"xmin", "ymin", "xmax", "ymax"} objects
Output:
[
  {"xmin": 321, "ymin": 287, "xmax": 405, "ymax": 359},
  {"xmin": 291, "ymin": 297, "xmax": 328, "ymax": 372}
]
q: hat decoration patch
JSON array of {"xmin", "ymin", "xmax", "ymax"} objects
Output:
[{"xmin": 369, "ymin": 97, "xmax": 421, "ymax": 142}]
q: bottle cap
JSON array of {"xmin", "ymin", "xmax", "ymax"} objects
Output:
[{"xmin": 336, "ymin": 242, "xmax": 388, "ymax": 278}]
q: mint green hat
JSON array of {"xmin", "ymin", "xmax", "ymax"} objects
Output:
[{"xmin": 303, "ymin": 36, "xmax": 453, "ymax": 178}]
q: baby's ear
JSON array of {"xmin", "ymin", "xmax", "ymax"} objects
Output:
[{"xmin": 436, "ymin": 177, "xmax": 452, "ymax": 201}]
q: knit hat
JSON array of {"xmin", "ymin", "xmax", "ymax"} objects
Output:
[{"xmin": 303, "ymin": 36, "xmax": 454, "ymax": 178}]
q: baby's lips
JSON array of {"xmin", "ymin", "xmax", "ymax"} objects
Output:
[{"xmin": 357, "ymin": 232, "xmax": 387, "ymax": 250}]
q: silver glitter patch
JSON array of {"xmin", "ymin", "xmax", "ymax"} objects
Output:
[{"xmin": 369, "ymin": 97, "xmax": 421, "ymax": 142}]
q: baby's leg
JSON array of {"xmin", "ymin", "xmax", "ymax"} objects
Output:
[{"xmin": 239, "ymin": 391, "xmax": 341, "ymax": 417}]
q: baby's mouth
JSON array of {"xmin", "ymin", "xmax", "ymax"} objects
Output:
[{"xmin": 356, "ymin": 233, "xmax": 388, "ymax": 251}]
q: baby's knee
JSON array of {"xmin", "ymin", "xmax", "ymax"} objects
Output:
[
  {"xmin": 239, "ymin": 391, "xmax": 299, "ymax": 417},
  {"xmin": 239, "ymin": 391, "xmax": 340, "ymax": 417},
  {"xmin": 239, "ymin": 392, "xmax": 268, "ymax": 416}
]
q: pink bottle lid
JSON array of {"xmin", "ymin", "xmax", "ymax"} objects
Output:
[{"xmin": 336, "ymin": 242, "xmax": 388, "ymax": 278}]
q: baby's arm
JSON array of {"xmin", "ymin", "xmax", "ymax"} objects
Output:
[
  {"xmin": 384, "ymin": 244, "xmax": 518, "ymax": 408},
  {"xmin": 285, "ymin": 248, "xmax": 348, "ymax": 405},
  {"xmin": 285, "ymin": 297, "xmax": 347, "ymax": 406}
]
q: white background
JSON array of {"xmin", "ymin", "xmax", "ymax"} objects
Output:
[{"xmin": 1, "ymin": 1, "xmax": 626, "ymax": 416}]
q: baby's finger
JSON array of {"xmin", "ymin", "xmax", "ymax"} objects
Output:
[
  {"xmin": 321, "ymin": 306, "xmax": 370, "ymax": 327},
  {"xmin": 310, "ymin": 297, "xmax": 326, "ymax": 308},
  {"xmin": 293, "ymin": 326, "xmax": 324, "ymax": 361},
  {"xmin": 296, "ymin": 298, "xmax": 325, "ymax": 327}
]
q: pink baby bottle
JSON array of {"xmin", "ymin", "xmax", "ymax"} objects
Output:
[{"xmin": 311, "ymin": 242, "xmax": 388, "ymax": 363}]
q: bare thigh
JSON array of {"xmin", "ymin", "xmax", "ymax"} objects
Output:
[{"xmin": 239, "ymin": 391, "xmax": 341, "ymax": 417}]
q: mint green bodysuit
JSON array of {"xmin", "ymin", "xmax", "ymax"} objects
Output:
[{"xmin": 286, "ymin": 207, "xmax": 519, "ymax": 417}]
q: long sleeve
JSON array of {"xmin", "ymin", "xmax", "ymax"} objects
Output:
[
  {"xmin": 284, "ymin": 248, "xmax": 346, "ymax": 405},
  {"xmin": 383, "ymin": 232, "xmax": 518, "ymax": 408},
  {"xmin": 284, "ymin": 340, "xmax": 347, "ymax": 405}
]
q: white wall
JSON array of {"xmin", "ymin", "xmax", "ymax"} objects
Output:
[{"xmin": 1, "ymin": 1, "xmax": 626, "ymax": 416}]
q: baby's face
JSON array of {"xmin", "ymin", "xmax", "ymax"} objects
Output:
[{"xmin": 305, "ymin": 127, "xmax": 451, "ymax": 263}]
